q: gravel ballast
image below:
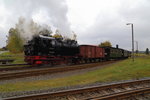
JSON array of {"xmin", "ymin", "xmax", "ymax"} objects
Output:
[{"xmin": 1, "ymin": 77, "xmax": 150, "ymax": 99}]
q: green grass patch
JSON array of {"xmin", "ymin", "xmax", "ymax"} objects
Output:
[
  {"xmin": 134, "ymin": 53, "xmax": 149, "ymax": 57},
  {"xmin": 0, "ymin": 52, "xmax": 25, "ymax": 64},
  {"xmin": 0, "ymin": 57, "xmax": 150, "ymax": 92}
]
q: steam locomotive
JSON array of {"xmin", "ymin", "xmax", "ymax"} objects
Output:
[{"xmin": 24, "ymin": 35, "xmax": 131, "ymax": 65}]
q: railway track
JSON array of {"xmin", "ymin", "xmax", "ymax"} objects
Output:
[
  {"xmin": 3, "ymin": 79, "xmax": 150, "ymax": 100},
  {"xmin": 0, "ymin": 60, "xmax": 117, "ymax": 80},
  {"xmin": 0, "ymin": 64, "xmax": 31, "ymax": 71},
  {"xmin": 0, "ymin": 60, "xmax": 121, "ymax": 72},
  {"xmin": 0, "ymin": 63, "xmax": 29, "ymax": 66}
]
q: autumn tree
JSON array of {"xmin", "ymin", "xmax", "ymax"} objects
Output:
[
  {"xmin": 6, "ymin": 28, "xmax": 24, "ymax": 53},
  {"xmin": 98, "ymin": 41, "xmax": 112, "ymax": 47},
  {"xmin": 145, "ymin": 48, "xmax": 149, "ymax": 55},
  {"xmin": 6, "ymin": 17, "xmax": 53, "ymax": 53}
]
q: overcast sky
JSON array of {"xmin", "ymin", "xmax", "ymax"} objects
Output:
[{"xmin": 0, "ymin": 0, "xmax": 150, "ymax": 51}]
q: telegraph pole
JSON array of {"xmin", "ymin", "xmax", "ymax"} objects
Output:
[{"xmin": 126, "ymin": 23, "xmax": 134, "ymax": 62}]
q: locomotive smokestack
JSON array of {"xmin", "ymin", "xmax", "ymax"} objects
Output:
[{"xmin": 116, "ymin": 44, "xmax": 119, "ymax": 48}]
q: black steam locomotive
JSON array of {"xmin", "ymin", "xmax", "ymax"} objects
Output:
[
  {"xmin": 24, "ymin": 35, "xmax": 79, "ymax": 56},
  {"xmin": 24, "ymin": 35, "xmax": 80, "ymax": 65}
]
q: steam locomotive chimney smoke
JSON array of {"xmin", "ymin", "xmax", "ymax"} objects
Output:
[
  {"xmin": 116, "ymin": 44, "xmax": 119, "ymax": 48},
  {"xmin": 16, "ymin": 17, "xmax": 52, "ymax": 44}
]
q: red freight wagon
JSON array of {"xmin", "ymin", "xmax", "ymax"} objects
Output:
[
  {"xmin": 79, "ymin": 45, "xmax": 105, "ymax": 59},
  {"xmin": 95, "ymin": 46, "xmax": 105, "ymax": 58}
]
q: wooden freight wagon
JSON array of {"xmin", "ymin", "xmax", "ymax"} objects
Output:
[{"xmin": 79, "ymin": 45, "xmax": 105, "ymax": 62}]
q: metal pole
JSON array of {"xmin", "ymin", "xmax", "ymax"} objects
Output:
[
  {"xmin": 135, "ymin": 41, "xmax": 138, "ymax": 54},
  {"xmin": 131, "ymin": 24, "xmax": 134, "ymax": 62},
  {"xmin": 126, "ymin": 23, "xmax": 134, "ymax": 62},
  {"xmin": 137, "ymin": 41, "xmax": 138, "ymax": 52}
]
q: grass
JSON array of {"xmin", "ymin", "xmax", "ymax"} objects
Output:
[
  {"xmin": 0, "ymin": 56, "xmax": 150, "ymax": 93},
  {"xmin": 134, "ymin": 53, "xmax": 149, "ymax": 57},
  {"xmin": 0, "ymin": 52, "xmax": 25, "ymax": 64}
]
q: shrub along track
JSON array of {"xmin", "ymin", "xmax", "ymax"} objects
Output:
[
  {"xmin": 3, "ymin": 79, "xmax": 150, "ymax": 100},
  {"xmin": 0, "ymin": 60, "xmax": 119, "ymax": 80}
]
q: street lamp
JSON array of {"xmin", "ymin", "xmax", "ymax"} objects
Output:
[
  {"xmin": 135, "ymin": 41, "xmax": 138, "ymax": 54},
  {"xmin": 126, "ymin": 23, "xmax": 134, "ymax": 62}
]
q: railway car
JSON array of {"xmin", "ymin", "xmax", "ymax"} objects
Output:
[
  {"xmin": 103, "ymin": 46, "xmax": 123, "ymax": 60},
  {"xmin": 79, "ymin": 45, "xmax": 105, "ymax": 62},
  {"xmin": 103, "ymin": 46, "xmax": 131, "ymax": 60},
  {"xmin": 24, "ymin": 34, "xmax": 131, "ymax": 65},
  {"xmin": 123, "ymin": 50, "xmax": 131, "ymax": 58}
]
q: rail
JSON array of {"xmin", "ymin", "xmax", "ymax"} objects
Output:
[
  {"xmin": 3, "ymin": 79, "xmax": 150, "ymax": 100},
  {"xmin": 0, "ymin": 61, "xmax": 117, "ymax": 80}
]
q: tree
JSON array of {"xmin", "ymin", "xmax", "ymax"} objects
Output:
[
  {"xmin": 6, "ymin": 28, "xmax": 24, "ymax": 53},
  {"xmin": 135, "ymin": 50, "xmax": 139, "ymax": 54},
  {"xmin": 145, "ymin": 48, "xmax": 149, "ymax": 55},
  {"xmin": 98, "ymin": 41, "xmax": 112, "ymax": 47}
]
